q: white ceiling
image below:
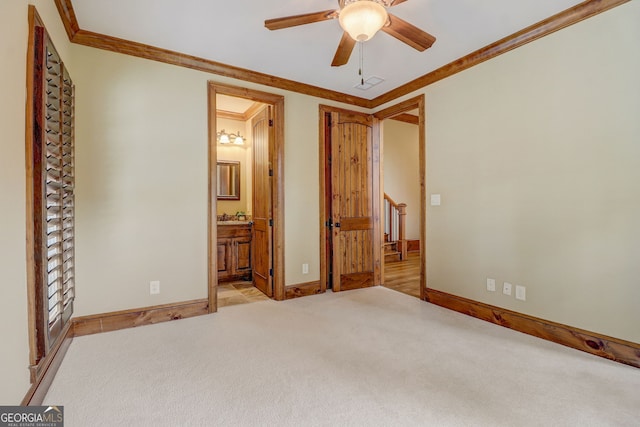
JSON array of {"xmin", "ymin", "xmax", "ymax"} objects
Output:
[
  {"xmin": 72, "ymin": 0, "xmax": 585, "ymax": 100},
  {"xmin": 216, "ymin": 94, "xmax": 256, "ymax": 114}
]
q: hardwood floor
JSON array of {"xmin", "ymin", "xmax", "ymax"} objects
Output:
[
  {"xmin": 383, "ymin": 252, "xmax": 420, "ymax": 298},
  {"xmin": 218, "ymin": 281, "xmax": 270, "ymax": 308}
]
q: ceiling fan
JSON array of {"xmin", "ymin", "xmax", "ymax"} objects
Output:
[{"xmin": 265, "ymin": 0, "xmax": 436, "ymax": 67}]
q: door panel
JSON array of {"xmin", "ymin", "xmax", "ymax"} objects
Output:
[
  {"xmin": 252, "ymin": 106, "xmax": 273, "ymax": 297},
  {"xmin": 217, "ymin": 241, "xmax": 228, "ymax": 273},
  {"xmin": 330, "ymin": 110, "xmax": 381, "ymax": 292},
  {"xmin": 236, "ymin": 238, "xmax": 252, "ymax": 271}
]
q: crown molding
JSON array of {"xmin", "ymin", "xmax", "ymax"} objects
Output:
[
  {"xmin": 217, "ymin": 102, "xmax": 267, "ymax": 122},
  {"xmin": 216, "ymin": 110, "xmax": 245, "ymax": 121},
  {"xmin": 388, "ymin": 113, "xmax": 419, "ymax": 125},
  {"xmin": 53, "ymin": 1, "xmax": 372, "ymax": 108},
  {"xmin": 243, "ymin": 102, "xmax": 266, "ymax": 121},
  {"xmin": 54, "ymin": 0, "xmax": 629, "ymax": 110},
  {"xmin": 54, "ymin": 0, "xmax": 79, "ymax": 39},
  {"xmin": 369, "ymin": 0, "xmax": 630, "ymax": 107},
  {"xmin": 72, "ymin": 29, "xmax": 373, "ymax": 108}
]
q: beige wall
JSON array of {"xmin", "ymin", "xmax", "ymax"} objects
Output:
[
  {"xmin": 70, "ymin": 45, "xmax": 363, "ymax": 315},
  {"xmin": 0, "ymin": 0, "xmax": 73, "ymax": 405},
  {"xmin": 382, "ymin": 120, "xmax": 420, "ymax": 240},
  {"xmin": 216, "ymin": 117, "xmax": 252, "ymax": 216},
  {"xmin": 71, "ymin": 45, "xmax": 209, "ymax": 314},
  {"xmin": 416, "ymin": 1, "xmax": 639, "ymax": 342}
]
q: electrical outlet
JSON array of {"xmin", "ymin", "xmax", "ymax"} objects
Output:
[
  {"xmin": 516, "ymin": 285, "xmax": 526, "ymax": 301},
  {"xmin": 150, "ymin": 280, "xmax": 160, "ymax": 295},
  {"xmin": 503, "ymin": 282, "xmax": 512, "ymax": 296},
  {"xmin": 486, "ymin": 278, "xmax": 496, "ymax": 292},
  {"xmin": 302, "ymin": 263, "xmax": 309, "ymax": 274}
]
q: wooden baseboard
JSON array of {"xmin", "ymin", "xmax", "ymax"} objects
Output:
[
  {"xmin": 73, "ymin": 299, "xmax": 209, "ymax": 337},
  {"xmin": 425, "ymin": 288, "xmax": 640, "ymax": 368},
  {"xmin": 22, "ymin": 322, "xmax": 74, "ymax": 406},
  {"xmin": 22, "ymin": 299, "xmax": 209, "ymax": 404},
  {"xmin": 285, "ymin": 281, "xmax": 323, "ymax": 300}
]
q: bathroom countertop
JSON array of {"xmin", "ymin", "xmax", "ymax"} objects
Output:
[{"xmin": 217, "ymin": 220, "xmax": 252, "ymax": 225}]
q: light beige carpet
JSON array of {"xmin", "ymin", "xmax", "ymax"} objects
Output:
[{"xmin": 44, "ymin": 287, "xmax": 639, "ymax": 426}]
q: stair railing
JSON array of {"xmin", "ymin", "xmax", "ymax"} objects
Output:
[{"xmin": 384, "ymin": 193, "xmax": 407, "ymax": 260}]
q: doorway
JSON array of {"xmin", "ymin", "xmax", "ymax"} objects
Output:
[
  {"xmin": 207, "ymin": 83, "xmax": 285, "ymax": 313},
  {"xmin": 379, "ymin": 109, "xmax": 421, "ymax": 298},
  {"xmin": 319, "ymin": 100, "xmax": 425, "ymax": 297},
  {"xmin": 375, "ymin": 95, "xmax": 427, "ymax": 299}
]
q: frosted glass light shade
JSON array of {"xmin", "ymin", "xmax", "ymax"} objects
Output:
[
  {"xmin": 218, "ymin": 132, "xmax": 230, "ymax": 144},
  {"xmin": 339, "ymin": 0, "xmax": 388, "ymax": 42}
]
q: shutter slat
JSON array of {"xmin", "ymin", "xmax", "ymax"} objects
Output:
[{"xmin": 38, "ymin": 35, "xmax": 75, "ymax": 351}]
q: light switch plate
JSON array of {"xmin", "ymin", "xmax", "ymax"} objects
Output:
[
  {"xmin": 430, "ymin": 194, "xmax": 441, "ymax": 206},
  {"xmin": 515, "ymin": 285, "xmax": 526, "ymax": 301},
  {"xmin": 486, "ymin": 278, "xmax": 496, "ymax": 292}
]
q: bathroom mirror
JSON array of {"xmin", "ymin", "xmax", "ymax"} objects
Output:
[{"xmin": 217, "ymin": 161, "xmax": 240, "ymax": 200}]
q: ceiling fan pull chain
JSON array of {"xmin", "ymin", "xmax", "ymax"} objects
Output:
[{"xmin": 359, "ymin": 41, "xmax": 364, "ymax": 85}]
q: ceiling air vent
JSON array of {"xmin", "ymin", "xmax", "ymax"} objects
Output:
[{"xmin": 354, "ymin": 76, "xmax": 385, "ymax": 90}]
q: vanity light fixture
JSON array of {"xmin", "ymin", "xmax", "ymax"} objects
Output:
[{"xmin": 217, "ymin": 129, "xmax": 245, "ymax": 145}]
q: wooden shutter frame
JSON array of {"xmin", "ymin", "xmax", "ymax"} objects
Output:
[{"xmin": 25, "ymin": 6, "xmax": 76, "ymax": 384}]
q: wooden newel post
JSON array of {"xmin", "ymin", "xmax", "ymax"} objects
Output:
[{"xmin": 398, "ymin": 203, "xmax": 407, "ymax": 260}]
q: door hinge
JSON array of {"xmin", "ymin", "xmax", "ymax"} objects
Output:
[
  {"xmin": 269, "ymin": 218, "xmax": 273, "ymax": 227},
  {"xmin": 269, "ymin": 119, "xmax": 274, "ymax": 127},
  {"xmin": 269, "ymin": 169, "xmax": 273, "ymax": 177},
  {"xmin": 269, "ymin": 268, "xmax": 273, "ymax": 277},
  {"xmin": 325, "ymin": 218, "xmax": 333, "ymax": 228}
]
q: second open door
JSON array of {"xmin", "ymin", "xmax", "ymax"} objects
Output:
[{"xmin": 252, "ymin": 105, "xmax": 273, "ymax": 297}]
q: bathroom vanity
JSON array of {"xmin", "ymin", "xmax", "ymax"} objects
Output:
[{"xmin": 217, "ymin": 221, "xmax": 252, "ymax": 282}]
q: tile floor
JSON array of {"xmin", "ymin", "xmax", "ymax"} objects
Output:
[{"xmin": 218, "ymin": 281, "xmax": 270, "ymax": 307}]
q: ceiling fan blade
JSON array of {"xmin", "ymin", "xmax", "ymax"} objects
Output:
[
  {"xmin": 389, "ymin": 0, "xmax": 409, "ymax": 6},
  {"xmin": 331, "ymin": 32, "xmax": 356, "ymax": 67},
  {"xmin": 265, "ymin": 10, "xmax": 338, "ymax": 31},
  {"xmin": 382, "ymin": 13, "xmax": 436, "ymax": 51}
]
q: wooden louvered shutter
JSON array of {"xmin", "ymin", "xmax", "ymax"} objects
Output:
[{"xmin": 33, "ymin": 28, "xmax": 76, "ymax": 354}]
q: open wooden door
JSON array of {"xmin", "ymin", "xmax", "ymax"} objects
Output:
[
  {"xmin": 252, "ymin": 106, "xmax": 273, "ymax": 297},
  {"xmin": 328, "ymin": 108, "xmax": 382, "ymax": 292}
]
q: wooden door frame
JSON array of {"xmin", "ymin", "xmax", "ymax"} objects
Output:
[
  {"xmin": 373, "ymin": 95, "xmax": 427, "ymax": 300},
  {"xmin": 207, "ymin": 82, "xmax": 286, "ymax": 312},
  {"xmin": 319, "ymin": 105, "xmax": 382, "ymax": 292}
]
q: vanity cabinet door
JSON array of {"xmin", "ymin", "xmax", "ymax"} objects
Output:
[
  {"xmin": 217, "ymin": 225, "xmax": 252, "ymax": 282},
  {"xmin": 217, "ymin": 239, "xmax": 232, "ymax": 280},
  {"xmin": 235, "ymin": 237, "xmax": 252, "ymax": 273}
]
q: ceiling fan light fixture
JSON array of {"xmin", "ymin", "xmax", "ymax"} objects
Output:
[{"xmin": 339, "ymin": 0, "xmax": 388, "ymax": 42}]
